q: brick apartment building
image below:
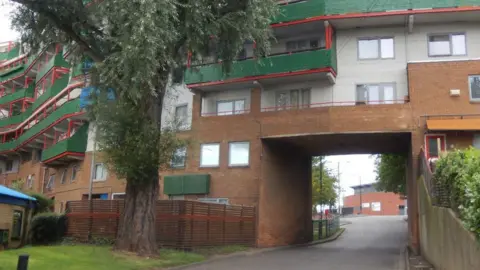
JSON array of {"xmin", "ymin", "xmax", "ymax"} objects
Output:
[
  {"xmin": 343, "ymin": 183, "xmax": 406, "ymax": 216},
  {"xmin": 1, "ymin": 0, "xmax": 480, "ymax": 251}
]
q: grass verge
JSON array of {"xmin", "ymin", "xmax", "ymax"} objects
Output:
[{"xmin": 0, "ymin": 245, "xmax": 205, "ymax": 270}]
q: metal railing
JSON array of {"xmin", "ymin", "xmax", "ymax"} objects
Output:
[{"xmin": 313, "ymin": 214, "xmax": 340, "ymax": 240}]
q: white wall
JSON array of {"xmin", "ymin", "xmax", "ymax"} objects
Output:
[
  {"xmin": 161, "ymin": 83, "xmax": 193, "ymax": 130},
  {"xmin": 407, "ymin": 22, "xmax": 480, "ymax": 62},
  {"xmin": 202, "ymin": 88, "xmax": 251, "ymax": 115},
  {"xmin": 333, "ymin": 27, "xmax": 409, "ymax": 104},
  {"xmin": 261, "ymin": 80, "xmax": 333, "ymax": 108}
]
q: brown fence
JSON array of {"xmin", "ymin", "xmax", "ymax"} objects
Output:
[{"xmin": 65, "ymin": 200, "xmax": 256, "ymax": 248}]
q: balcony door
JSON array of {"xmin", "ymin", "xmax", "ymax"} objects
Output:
[{"xmin": 425, "ymin": 134, "xmax": 446, "ymax": 159}]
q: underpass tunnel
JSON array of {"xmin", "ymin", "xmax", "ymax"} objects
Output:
[{"xmin": 257, "ymin": 132, "xmax": 412, "ymax": 248}]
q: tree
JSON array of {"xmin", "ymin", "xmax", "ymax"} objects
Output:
[
  {"xmin": 311, "ymin": 157, "xmax": 338, "ymax": 208},
  {"xmin": 8, "ymin": 0, "xmax": 278, "ymax": 255},
  {"xmin": 374, "ymin": 154, "xmax": 407, "ymax": 196}
]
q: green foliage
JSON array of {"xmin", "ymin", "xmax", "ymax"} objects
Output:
[
  {"xmin": 434, "ymin": 147, "xmax": 480, "ymax": 239},
  {"xmin": 9, "ymin": 178, "xmax": 25, "ymax": 191},
  {"xmin": 375, "ymin": 154, "xmax": 407, "ymax": 195},
  {"xmin": 28, "ymin": 193, "xmax": 54, "ymax": 216},
  {"xmin": 29, "ymin": 213, "xmax": 67, "ymax": 245},
  {"xmin": 312, "ymin": 157, "xmax": 338, "ymax": 206},
  {"xmin": 9, "ymin": 0, "xmax": 279, "ymax": 186}
]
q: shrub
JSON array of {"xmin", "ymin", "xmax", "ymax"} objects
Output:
[
  {"xmin": 29, "ymin": 213, "xmax": 67, "ymax": 245},
  {"xmin": 434, "ymin": 147, "xmax": 480, "ymax": 239},
  {"xmin": 28, "ymin": 193, "xmax": 54, "ymax": 216}
]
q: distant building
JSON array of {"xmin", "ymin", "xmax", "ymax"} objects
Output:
[{"xmin": 343, "ymin": 183, "xmax": 406, "ymax": 216}]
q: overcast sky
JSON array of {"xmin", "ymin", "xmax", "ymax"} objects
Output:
[{"xmin": 0, "ymin": 4, "xmax": 378, "ymax": 199}]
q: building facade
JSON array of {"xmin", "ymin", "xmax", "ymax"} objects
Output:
[
  {"xmin": 1, "ymin": 0, "xmax": 480, "ymax": 250},
  {"xmin": 343, "ymin": 183, "xmax": 406, "ymax": 216}
]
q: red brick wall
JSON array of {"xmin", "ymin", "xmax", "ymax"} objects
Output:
[{"xmin": 343, "ymin": 192, "xmax": 405, "ymax": 216}]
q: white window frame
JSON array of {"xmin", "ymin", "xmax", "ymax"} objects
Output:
[
  {"xmin": 111, "ymin": 193, "xmax": 126, "ymax": 200},
  {"xmin": 355, "ymin": 83, "xmax": 397, "ymax": 105},
  {"xmin": 357, "ymin": 37, "xmax": 394, "ymax": 60},
  {"xmin": 71, "ymin": 165, "xmax": 78, "ymax": 182},
  {"xmin": 200, "ymin": 143, "xmax": 220, "ymax": 167},
  {"xmin": 216, "ymin": 99, "xmax": 246, "ymax": 116},
  {"xmin": 60, "ymin": 169, "xmax": 67, "ymax": 184},
  {"xmin": 93, "ymin": 163, "xmax": 108, "ymax": 181},
  {"xmin": 468, "ymin": 75, "xmax": 480, "ymax": 102},
  {"xmin": 171, "ymin": 147, "xmax": 187, "ymax": 168},
  {"xmin": 275, "ymin": 88, "xmax": 310, "ymax": 110},
  {"xmin": 198, "ymin": 198, "xmax": 229, "ymax": 205},
  {"xmin": 228, "ymin": 141, "xmax": 250, "ymax": 167},
  {"xmin": 428, "ymin": 33, "xmax": 466, "ymax": 57},
  {"xmin": 46, "ymin": 175, "xmax": 55, "ymax": 190},
  {"xmin": 174, "ymin": 104, "xmax": 189, "ymax": 129},
  {"xmin": 27, "ymin": 175, "xmax": 34, "ymax": 189}
]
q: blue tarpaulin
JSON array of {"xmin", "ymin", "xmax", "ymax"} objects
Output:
[
  {"xmin": 79, "ymin": 86, "xmax": 115, "ymax": 108},
  {"xmin": 0, "ymin": 185, "xmax": 36, "ymax": 207}
]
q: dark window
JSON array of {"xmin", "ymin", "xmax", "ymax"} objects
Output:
[
  {"xmin": 428, "ymin": 137, "xmax": 439, "ymax": 157},
  {"xmin": 6, "ymin": 160, "xmax": 13, "ymax": 172},
  {"xmin": 12, "ymin": 210, "xmax": 23, "ymax": 240},
  {"xmin": 71, "ymin": 166, "xmax": 78, "ymax": 182}
]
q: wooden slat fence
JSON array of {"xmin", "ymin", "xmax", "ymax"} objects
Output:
[{"xmin": 65, "ymin": 200, "xmax": 256, "ymax": 248}]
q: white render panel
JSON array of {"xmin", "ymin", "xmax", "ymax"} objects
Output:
[
  {"xmin": 161, "ymin": 84, "xmax": 193, "ymax": 130},
  {"xmin": 261, "ymin": 80, "xmax": 333, "ymax": 109},
  {"xmin": 201, "ymin": 89, "xmax": 251, "ymax": 115},
  {"xmin": 407, "ymin": 23, "xmax": 480, "ymax": 62},
  {"xmin": 334, "ymin": 27, "xmax": 409, "ymax": 104}
]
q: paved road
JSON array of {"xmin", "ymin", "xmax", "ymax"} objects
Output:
[{"xmin": 185, "ymin": 216, "xmax": 407, "ymax": 270}]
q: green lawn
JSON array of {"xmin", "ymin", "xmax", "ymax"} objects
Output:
[{"xmin": 0, "ymin": 246, "xmax": 205, "ymax": 270}]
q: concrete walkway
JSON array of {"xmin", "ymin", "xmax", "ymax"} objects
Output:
[{"xmin": 183, "ymin": 216, "xmax": 407, "ymax": 270}]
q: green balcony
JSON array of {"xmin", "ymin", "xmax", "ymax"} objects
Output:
[
  {"xmin": 0, "ymin": 108, "xmax": 32, "ymax": 129},
  {"xmin": 0, "ymin": 99, "xmax": 82, "ymax": 153},
  {"xmin": 272, "ymin": 0, "xmax": 480, "ymax": 24},
  {"xmin": 0, "ymin": 46, "xmax": 20, "ymax": 62},
  {"xmin": 0, "ymin": 65, "xmax": 26, "ymax": 83},
  {"xmin": 0, "ymin": 84, "xmax": 34, "ymax": 106},
  {"xmin": 184, "ymin": 48, "xmax": 336, "ymax": 85},
  {"xmin": 36, "ymin": 53, "xmax": 70, "ymax": 83},
  {"xmin": 32, "ymin": 73, "xmax": 69, "ymax": 112},
  {"xmin": 163, "ymin": 174, "xmax": 210, "ymax": 195},
  {"xmin": 41, "ymin": 123, "xmax": 89, "ymax": 163}
]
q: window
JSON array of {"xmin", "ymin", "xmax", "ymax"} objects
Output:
[
  {"xmin": 174, "ymin": 105, "xmax": 188, "ymax": 128},
  {"xmin": 474, "ymin": 134, "xmax": 480, "ymax": 149},
  {"xmin": 6, "ymin": 160, "xmax": 13, "ymax": 172},
  {"xmin": 358, "ymin": 37, "xmax": 394, "ymax": 59},
  {"xmin": 286, "ymin": 39, "xmax": 324, "ymax": 52},
  {"xmin": 468, "ymin": 75, "xmax": 480, "ymax": 102},
  {"xmin": 229, "ymin": 142, "xmax": 250, "ymax": 166},
  {"xmin": 428, "ymin": 34, "xmax": 466, "ymax": 56},
  {"xmin": 275, "ymin": 89, "xmax": 310, "ymax": 110},
  {"xmin": 71, "ymin": 165, "xmax": 78, "ymax": 182},
  {"xmin": 60, "ymin": 169, "xmax": 67, "ymax": 184},
  {"xmin": 46, "ymin": 175, "xmax": 55, "ymax": 190},
  {"xmin": 426, "ymin": 135, "xmax": 445, "ymax": 158},
  {"xmin": 356, "ymin": 83, "xmax": 396, "ymax": 105},
  {"xmin": 216, "ymin": 100, "xmax": 246, "ymax": 115},
  {"xmin": 200, "ymin": 143, "xmax": 220, "ymax": 167},
  {"xmin": 94, "ymin": 163, "xmax": 107, "ymax": 181},
  {"xmin": 11, "ymin": 210, "xmax": 23, "ymax": 240},
  {"xmin": 171, "ymin": 147, "xmax": 187, "ymax": 168},
  {"xmin": 112, "ymin": 193, "xmax": 126, "ymax": 200},
  {"xmin": 82, "ymin": 193, "xmax": 109, "ymax": 200},
  {"xmin": 198, "ymin": 198, "xmax": 229, "ymax": 205},
  {"xmin": 33, "ymin": 149, "xmax": 43, "ymax": 163},
  {"xmin": 27, "ymin": 175, "xmax": 34, "ymax": 189}
]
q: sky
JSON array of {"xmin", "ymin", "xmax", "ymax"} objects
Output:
[
  {"xmin": 0, "ymin": 4, "xmax": 379, "ymax": 201},
  {"xmin": 324, "ymin": 154, "xmax": 377, "ymax": 199},
  {"xmin": 0, "ymin": 2, "xmax": 19, "ymax": 43}
]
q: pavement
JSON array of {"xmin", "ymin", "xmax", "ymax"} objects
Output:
[{"xmin": 181, "ymin": 216, "xmax": 407, "ymax": 270}]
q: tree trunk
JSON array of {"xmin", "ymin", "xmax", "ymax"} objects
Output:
[{"xmin": 115, "ymin": 174, "xmax": 159, "ymax": 256}]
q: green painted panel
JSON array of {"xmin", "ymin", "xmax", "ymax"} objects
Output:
[
  {"xmin": 272, "ymin": 0, "xmax": 325, "ymax": 24},
  {"xmin": 0, "ymin": 64, "xmax": 24, "ymax": 78},
  {"xmin": 0, "ymin": 99, "xmax": 81, "ymax": 152},
  {"xmin": 185, "ymin": 49, "xmax": 334, "ymax": 85},
  {"xmin": 31, "ymin": 73, "xmax": 69, "ymax": 112},
  {"xmin": 0, "ymin": 84, "xmax": 34, "ymax": 106},
  {"xmin": 0, "ymin": 46, "xmax": 20, "ymax": 62},
  {"xmin": 36, "ymin": 53, "xmax": 70, "ymax": 83},
  {"xmin": 0, "ymin": 66, "xmax": 26, "ymax": 83},
  {"xmin": 163, "ymin": 174, "xmax": 210, "ymax": 195},
  {"xmin": 41, "ymin": 123, "xmax": 89, "ymax": 162}
]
